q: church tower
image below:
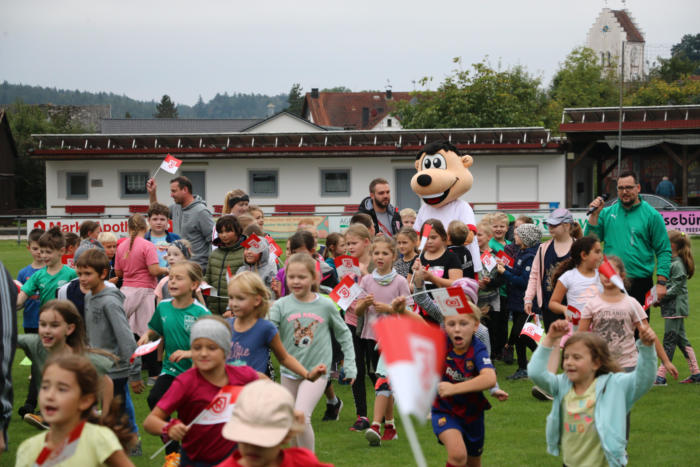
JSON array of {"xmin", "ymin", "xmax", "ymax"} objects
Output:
[{"xmin": 586, "ymin": 7, "xmax": 646, "ymax": 81}]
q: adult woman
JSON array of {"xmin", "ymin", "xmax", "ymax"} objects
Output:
[{"xmin": 222, "ymin": 189, "xmax": 250, "ymax": 216}]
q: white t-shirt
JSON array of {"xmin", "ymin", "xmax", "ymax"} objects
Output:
[
  {"xmin": 558, "ymin": 269, "xmax": 603, "ymax": 313},
  {"xmin": 414, "ymin": 199, "xmax": 482, "ymax": 273}
]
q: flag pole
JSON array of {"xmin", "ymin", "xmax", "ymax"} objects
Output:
[
  {"xmin": 150, "ymin": 166, "xmax": 161, "ymax": 180},
  {"xmin": 150, "ymin": 410, "xmax": 206, "ymax": 460},
  {"xmin": 398, "ymin": 410, "xmax": 427, "ymax": 467}
]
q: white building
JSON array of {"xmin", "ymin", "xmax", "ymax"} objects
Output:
[
  {"xmin": 586, "ymin": 8, "xmax": 645, "ymax": 81},
  {"xmin": 32, "ymin": 124, "xmax": 565, "ymax": 219}
]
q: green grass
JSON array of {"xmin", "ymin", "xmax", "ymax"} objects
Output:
[{"xmin": 3, "ymin": 239, "xmax": 700, "ymax": 466}]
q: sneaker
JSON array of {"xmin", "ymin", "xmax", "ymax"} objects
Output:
[
  {"xmin": 18, "ymin": 404, "xmax": 34, "ymax": 418},
  {"xmin": 503, "ymin": 346, "xmax": 514, "ymax": 365},
  {"xmin": 531, "ymin": 385, "xmax": 553, "ymax": 401},
  {"xmin": 680, "ymin": 373, "xmax": 700, "ymax": 384},
  {"xmin": 350, "ymin": 416, "xmax": 370, "ymax": 431},
  {"xmin": 147, "ymin": 376, "xmax": 157, "ymax": 387},
  {"xmin": 654, "ymin": 376, "xmax": 667, "ymax": 386},
  {"xmin": 129, "ymin": 440, "xmax": 143, "ymax": 457},
  {"xmin": 381, "ymin": 424, "xmax": 398, "ymax": 441},
  {"xmin": 506, "ymin": 368, "xmax": 528, "ymax": 380},
  {"xmin": 23, "ymin": 413, "xmax": 48, "ymax": 430},
  {"xmin": 163, "ymin": 452, "xmax": 181, "ymax": 467},
  {"xmin": 365, "ymin": 425, "xmax": 381, "ymax": 446},
  {"xmin": 322, "ymin": 398, "xmax": 343, "ymax": 421}
]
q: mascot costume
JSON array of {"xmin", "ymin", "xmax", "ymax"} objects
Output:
[{"xmin": 411, "ymin": 140, "xmax": 482, "ymax": 273}]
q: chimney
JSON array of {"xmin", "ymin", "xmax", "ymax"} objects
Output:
[
  {"xmin": 362, "ymin": 107, "xmax": 370, "ymax": 128},
  {"xmin": 386, "ymin": 89, "xmax": 393, "ymax": 100},
  {"xmin": 311, "ymin": 88, "xmax": 319, "ymax": 98},
  {"xmin": 266, "ymin": 103, "xmax": 275, "ymax": 117}
]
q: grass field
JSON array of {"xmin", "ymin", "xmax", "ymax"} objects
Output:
[{"xmin": 2, "ymin": 239, "xmax": 699, "ymax": 466}]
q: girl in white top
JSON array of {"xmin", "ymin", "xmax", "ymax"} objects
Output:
[{"xmin": 549, "ymin": 236, "xmax": 603, "ymax": 334}]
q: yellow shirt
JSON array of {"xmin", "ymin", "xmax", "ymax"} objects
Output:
[
  {"xmin": 561, "ymin": 380, "xmax": 607, "ymax": 467},
  {"xmin": 15, "ymin": 422, "xmax": 122, "ymax": 467}
]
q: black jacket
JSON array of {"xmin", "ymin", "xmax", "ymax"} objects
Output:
[{"xmin": 357, "ymin": 196, "xmax": 402, "ymax": 236}]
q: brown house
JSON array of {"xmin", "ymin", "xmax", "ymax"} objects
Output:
[
  {"xmin": 302, "ymin": 89, "xmax": 413, "ymax": 130},
  {"xmin": 0, "ymin": 109, "xmax": 18, "ymax": 213}
]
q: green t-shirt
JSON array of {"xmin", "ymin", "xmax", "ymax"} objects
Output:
[
  {"xmin": 148, "ymin": 299, "xmax": 211, "ymax": 377},
  {"xmin": 488, "ymin": 238, "xmax": 510, "ymax": 297},
  {"xmin": 21, "ymin": 265, "xmax": 77, "ymax": 306},
  {"xmin": 17, "ymin": 334, "xmax": 114, "ymax": 393}
]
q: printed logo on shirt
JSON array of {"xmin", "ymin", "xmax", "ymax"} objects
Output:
[
  {"xmin": 482, "ymin": 357, "xmax": 492, "ymax": 366},
  {"xmin": 184, "ymin": 314, "xmax": 196, "ymax": 332},
  {"xmin": 466, "ymin": 361, "xmax": 474, "ymax": 371}
]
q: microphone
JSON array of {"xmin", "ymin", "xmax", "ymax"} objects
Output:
[{"xmin": 587, "ymin": 194, "xmax": 609, "ymax": 216}]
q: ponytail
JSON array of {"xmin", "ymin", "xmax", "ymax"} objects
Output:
[
  {"xmin": 669, "ymin": 230, "xmax": 694, "ymax": 279},
  {"xmin": 125, "ymin": 214, "xmax": 147, "ymax": 259}
]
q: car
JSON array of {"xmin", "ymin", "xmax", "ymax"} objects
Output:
[{"xmin": 605, "ymin": 193, "xmax": 679, "ymax": 210}]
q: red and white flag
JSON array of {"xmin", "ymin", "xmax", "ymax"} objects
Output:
[
  {"xmin": 241, "ymin": 233, "xmax": 266, "ymax": 254},
  {"xmin": 521, "ymin": 322, "xmax": 544, "ymax": 343},
  {"xmin": 329, "ymin": 275, "xmax": 364, "ymax": 311},
  {"xmin": 373, "ymin": 316, "xmax": 446, "ymax": 418},
  {"xmin": 566, "ymin": 305, "xmax": 581, "ymax": 326},
  {"xmin": 61, "ymin": 254, "xmax": 74, "ymax": 268},
  {"xmin": 35, "ymin": 420, "xmax": 86, "ymax": 466},
  {"xmin": 334, "ymin": 255, "xmax": 361, "ymax": 279},
  {"xmin": 644, "ymin": 286, "xmax": 658, "ymax": 311},
  {"xmin": 418, "ymin": 224, "xmax": 432, "ymax": 252},
  {"xmin": 193, "ymin": 385, "xmax": 243, "ymax": 425},
  {"xmin": 265, "ymin": 234, "xmax": 283, "ymax": 257},
  {"xmin": 160, "ymin": 154, "xmax": 182, "ymax": 174},
  {"xmin": 431, "ymin": 286, "xmax": 472, "ymax": 316},
  {"xmin": 496, "ymin": 250, "xmax": 514, "ymax": 268},
  {"xmin": 226, "ymin": 266, "xmax": 234, "ymax": 284},
  {"xmin": 130, "ymin": 338, "xmax": 162, "ymax": 363},
  {"xmin": 599, "ymin": 256, "xmax": 626, "ymax": 291},
  {"xmin": 480, "ymin": 252, "xmax": 496, "ymax": 272},
  {"xmin": 199, "ymin": 282, "xmax": 215, "ymax": 297}
]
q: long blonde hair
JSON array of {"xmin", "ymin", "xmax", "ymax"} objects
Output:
[
  {"xmin": 228, "ymin": 271, "xmax": 270, "ymax": 319},
  {"xmin": 124, "ymin": 214, "xmax": 147, "ymax": 259}
]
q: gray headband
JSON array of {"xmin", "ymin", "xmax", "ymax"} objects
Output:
[{"xmin": 190, "ymin": 317, "xmax": 231, "ymax": 354}]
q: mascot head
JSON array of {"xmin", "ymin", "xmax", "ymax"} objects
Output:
[{"xmin": 411, "ymin": 141, "xmax": 473, "ymax": 209}]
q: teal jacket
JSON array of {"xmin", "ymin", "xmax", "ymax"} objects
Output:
[
  {"xmin": 585, "ymin": 199, "xmax": 671, "ymax": 279},
  {"xmin": 528, "ymin": 341, "xmax": 656, "ymax": 467},
  {"xmin": 659, "ymin": 255, "xmax": 689, "ymax": 318}
]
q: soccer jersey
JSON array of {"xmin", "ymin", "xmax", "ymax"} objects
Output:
[
  {"xmin": 148, "ymin": 299, "xmax": 211, "ymax": 377},
  {"xmin": 17, "ymin": 264, "xmax": 41, "ymax": 329},
  {"xmin": 432, "ymin": 335, "xmax": 493, "ymax": 423},
  {"xmin": 21, "ymin": 265, "xmax": 77, "ymax": 307}
]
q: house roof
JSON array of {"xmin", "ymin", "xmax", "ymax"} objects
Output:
[
  {"xmin": 243, "ymin": 111, "xmax": 326, "ymax": 132},
  {"xmin": 560, "ymin": 105, "xmax": 700, "ymax": 133},
  {"xmin": 302, "ymin": 91, "xmax": 413, "ymax": 130},
  {"xmin": 100, "ymin": 118, "xmax": 262, "ymax": 134},
  {"xmin": 611, "ymin": 9, "xmax": 644, "ymax": 43},
  {"xmin": 0, "ymin": 109, "xmax": 19, "ymax": 159}
]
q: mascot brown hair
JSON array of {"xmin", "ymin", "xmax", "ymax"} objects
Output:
[{"xmin": 411, "ymin": 140, "xmax": 481, "ymax": 273}]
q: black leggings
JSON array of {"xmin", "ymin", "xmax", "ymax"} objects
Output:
[
  {"xmin": 347, "ymin": 324, "xmax": 378, "ymax": 418},
  {"xmin": 508, "ymin": 312, "xmax": 538, "ymax": 370},
  {"xmin": 147, "ymin": 374, "xmax": 179, "ymax": 455}
]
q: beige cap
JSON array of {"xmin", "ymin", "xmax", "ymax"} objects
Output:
[{"xmin": 221, "ymin": 380, "xmax": 300, "ymax": 447}]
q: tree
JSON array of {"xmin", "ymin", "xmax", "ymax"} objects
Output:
[
  {"xmin": 626, "ymin": 77, "xmax": 700, "ymax": 105},
  {"xmin": 650, "ymin": 34, "xmax": 700, "ymax": 82},
  {"xmin": 286, "ymin": 83, "xmax": 304, "ymax": 116},
  {"xmin": 6, "ymin": 101, "xmax": 87, "ymax": 209},
  {"xmin": 544, "ymin": 47, "xmax": 618, "ymax": 131},
  {"xmin": 321, "ymin": 86, "xmax": 352, "ymax": 92},
  {"xmin": 393, "ymin": 58, "xmax": 547, "ymax": 129},
  {"xmin": 154, "ymin": 94, "xmax": 178, "ymax": 118},
  {"xmin": 124, "ymin": 111, "xmax": 132, "ymax": 118}
]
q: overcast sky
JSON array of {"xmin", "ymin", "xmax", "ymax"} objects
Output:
[{"xmin": 1, "ymin": 0, "xmax": 697, "ymax": 106}]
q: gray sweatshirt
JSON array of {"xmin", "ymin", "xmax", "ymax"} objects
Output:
[
  {"xmin": 170, "ymin": 196, "xmax": 215, "ymax": 271},
  {"xmin": 84, "ymin": 287, "xmax": 141, "ymax": 381},
  {"xmin": 236, "ymin": 238, "xmax": 278, "ymax": 289}
]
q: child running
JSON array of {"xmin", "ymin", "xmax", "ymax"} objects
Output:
[
  {"xmin": 226, "ymin": 271, "xmax": 325, "ymax": 380},
  {"xmin": 655, "ymin": 230, "xmax": 700, "ymax": 384},
  {"xmin": 144, "ymin": 316, "xmax": 261, "ymax": 466},
  {"xmin": 408, "ymin": 219, "xmax": 463, "ymax": 293},
  {"xmin": 206, "ymin": 215, "xmax": 245, "ymax": 315},
  {"xmin": 432, "ymin": 307, "xmax": 497, "ymax": 467},
  {"xmin": 17, "ymin": 300, "xmax": 116, "ymax": 430},
  {"xmin": 269, "ymin": 252, "xmax": 357, "ymax": 452},
  {"xmin": 15, "ymin": 354, "xmax": 135, "ymax": 467},
  {"xmin": 528, "ymin": 321, "xmax": 657, "ymax": 467},
  {"xmin": 218, "ymin": 380, "xmax": 332, "ymax": 467},
  {"xmin": 393, "ymin": 226, "xmax": 419, "ymax": 278},
  {"xmin": 137, "ymin": 261, "xmax": 211, "ymax": 459}
]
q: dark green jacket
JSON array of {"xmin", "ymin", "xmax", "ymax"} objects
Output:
[
  {"xmin": 204, "ymin": 241, "xmax": 244, "ymax": 314},
  {"xmin": 585, "ymin": 198, "xmax": 671, "ymax": 279},
  {"xmin": 660, "ymin": 255, "xmax": 689, "ymax": 318}
]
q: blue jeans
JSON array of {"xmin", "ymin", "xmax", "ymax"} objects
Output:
[{"xmin": 112, "ymin": 377, "xmax": 139, "ymax": 434}]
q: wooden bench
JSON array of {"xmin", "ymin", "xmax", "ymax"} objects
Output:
[
  {"xmin": 273, "ymin": 204, "xmax": 316, "ymax": 216},
  {"xmin": 344, "ymin": 204, "xmax": 359, "ymax": 213},
  {"xmin": 128, "ymin": 205, "xmax": 149, "ymax": 213}
]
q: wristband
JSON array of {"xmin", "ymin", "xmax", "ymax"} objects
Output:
[{"xmin": 161, "ymin": 418, "xmax": 182, "ymax": 443}]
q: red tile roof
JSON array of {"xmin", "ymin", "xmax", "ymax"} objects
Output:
[
  {"xmin": 612, "ymin": 10, "xmax": 644, "ymax": 43},
  {"xmin": 303, "ymin": 92, "xmax": 413, "ymax": 130}
]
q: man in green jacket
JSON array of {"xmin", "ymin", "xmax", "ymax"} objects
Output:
[{"xmin": 585, "ymin": 171, "xmax": 672, "ymax": 320}]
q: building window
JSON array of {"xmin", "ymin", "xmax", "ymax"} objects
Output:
[
  {"xmin": 321, "ymin": 170, "xmax": 350, "ymax": 196},
  {"xmin": 181, "ymin": 171, "xmax": 206, "ymax": 199},
  {"xmin": 66, "ymin": 172, "xmax": 88, "ymax": 199},
  {"xmin": 387, "ymin": 118, "xmax": 392, "ymax": 128},
  {"xmin": 249, "ymin": 170, "xmax": 278, "ymax": 197},
  {"xmin": 120, "ymin": 172, "xmax": 148, "ymax": 198}
]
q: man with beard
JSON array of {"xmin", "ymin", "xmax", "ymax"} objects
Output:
[
  {"xmin": 357, "ymin": 178, "xmax": 402, "ymax": 237},
  {"xmin": 586, "ymin": 171, "xmax": 671, "ymax": 318}
]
